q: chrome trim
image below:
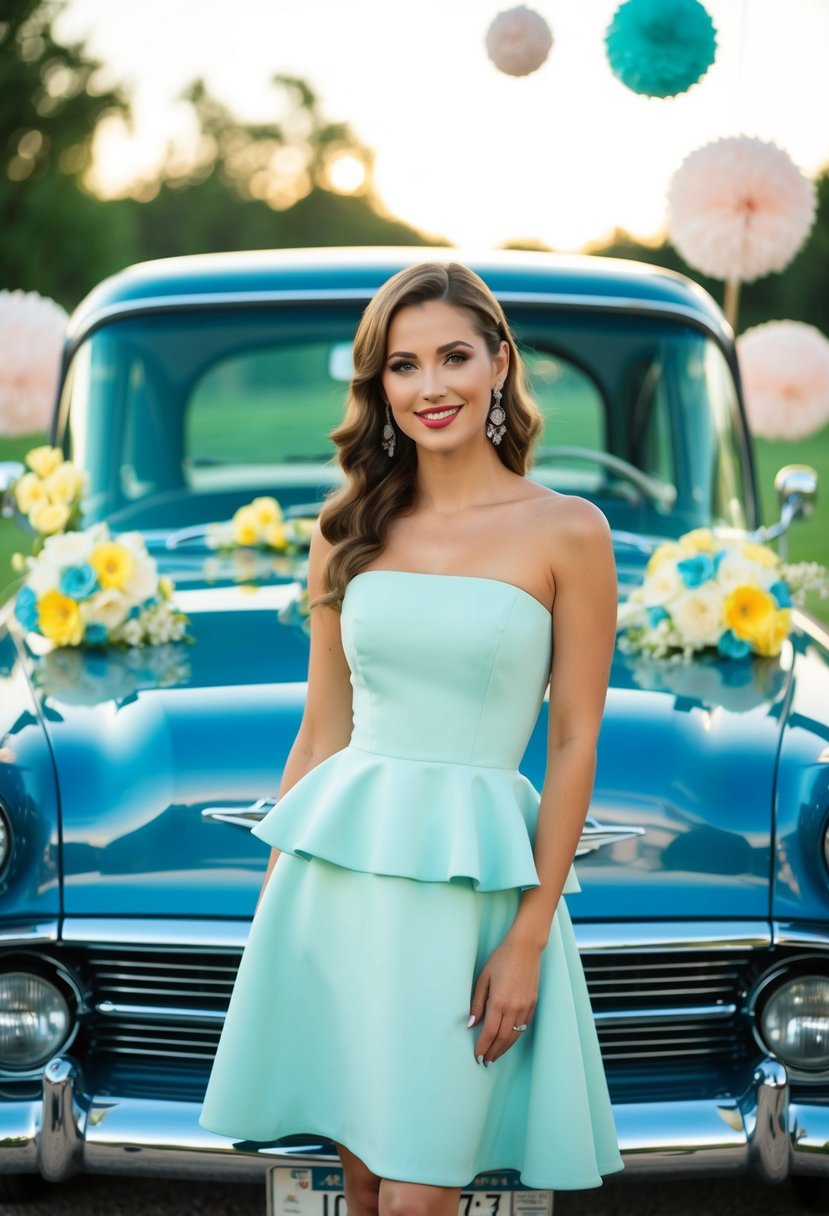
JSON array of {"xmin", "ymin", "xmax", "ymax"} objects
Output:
[
  {"xmin": 95, "ymin": 1001, "xmax": 226, "ymax": 1024},
  {"xmin": 593, "ymin": 1003, "xmax": 737, "ymax": 1025},
  {"xmin": 577, "ymin": 822, "xmax": 647, "ymax": 856},
  {"xmin": 60, "ymin": 918, "xmax": 255, "ymax": 949},
  {"xmin": 39, "ymin": 1055, "xmax": 85, "ymax": 1182},
  {"xmin": 2, "ymin": 1050, "xmax": 827, "ymax": 1183},
  {"xmin": 773, "ymin": 923, "xmax": 829, "ymax": 951},
  {"xmin": 0, "ymin": 921, "xmax": 60, "ymax": 945},
  {"xmin": 739, "ymin": 1058, "xmax": 790, "ymax": 1183},
  {"xmin": 202, "ymin": 795, "xmax": 278, "ymax": 829},
  {"xmin": 64, "ymin": 288, "xmax": 734, "ymax": 362},
  {"xmin": 58, "ymin": 917, "xmax": 776, "ymax": 952}
]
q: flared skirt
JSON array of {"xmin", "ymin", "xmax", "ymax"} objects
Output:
[{"xmin": 198, "ymin": 853, "xmax": 624, "ymax": 1190}]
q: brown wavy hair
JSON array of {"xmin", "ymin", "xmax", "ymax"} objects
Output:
[{"xmin": 313, "ymin": 261, "xmax": 544, "ymax": 611}]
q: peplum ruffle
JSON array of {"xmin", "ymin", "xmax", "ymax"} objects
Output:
[{"xmin": 249, "ymin": 743, "xmax": 581, "ymax": 895}]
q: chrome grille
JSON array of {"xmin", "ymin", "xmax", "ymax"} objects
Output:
[{"xmin": 81, "ymin": 945, "xmax": 759, "ymax": 1066}]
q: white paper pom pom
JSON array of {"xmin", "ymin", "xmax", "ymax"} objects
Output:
[
  {"xmin": 0, "ymin": 289, "xmax": 68, "ymax": 437},
  {"xmin": 737, "ymin": 320, "xmax": 829, "ymax": 440},
  {"xmin": 667, "ymin": 136, "xmax": 816, "ymax": 283},
  {"xmin": 485, "ymin": 5, "xmax": 553, "ymax": 77}
]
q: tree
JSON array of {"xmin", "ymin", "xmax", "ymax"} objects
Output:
[{"xmin": 0, "ymin": 0, "xmax": 132, "ymax": 304}]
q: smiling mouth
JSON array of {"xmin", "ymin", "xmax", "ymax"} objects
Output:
[{"xmin": 415, "ymin": 405, "xmax": 463, "ymax": 420}]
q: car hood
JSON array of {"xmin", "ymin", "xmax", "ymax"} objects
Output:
[{"xmin": 8, "ymin": 550, "xmax": 798, "ymax": 920}]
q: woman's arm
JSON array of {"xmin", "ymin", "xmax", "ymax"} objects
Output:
[
  {"xmin": 254, "ymin": 518, "xmax": 354, "ymax": 914},
  {"xmin": 508, "ymin": 497, "xmax": 618, "ymax": 949},
  {"xmin": 468, "ymin": 498, "xmax": 618, "ymax": 1065}
]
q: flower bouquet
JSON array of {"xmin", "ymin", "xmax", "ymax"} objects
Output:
[
  {"xmin": 205, "ymin": 495, "xmax": 316, "ymax": 552},
  {"xmin": 6, "ymin": 445, "xmax": 192, "ymax": 651},
  {"xmin": 616, "ymin": 527, "xmax": 829, "ymax": 661},
  {"xmin": 12, "ymin": 524, "xmax": 192, "ymax": 650},
  {"xmin": 8, "ymin": 444, "xmax": 86, "ymax": 543}
]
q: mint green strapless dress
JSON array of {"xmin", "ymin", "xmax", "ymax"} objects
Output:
[{"xmin": 198, "ymin": 571, "xmax": 624, "ymax": 1190}]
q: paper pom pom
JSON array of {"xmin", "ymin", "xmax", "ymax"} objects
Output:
[
  {"xmin": 0, "ymin": 289, "xmax": 67, "ymax": 437},
  {"xmin": 737, "ymin": 321, "xmax": 829, "ymax": 441},
  {"xmin": 667, "ymin": 136, "xmax": 817, "ymax": 283},
  {"xmin": 485, "ymin": 5, "xmax": 553, "ymax": 77},
  {"xmin": 605, "ymin": 0, "xmax": 717, "ymax": 97}
]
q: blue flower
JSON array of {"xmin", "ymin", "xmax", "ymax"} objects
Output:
[
  {"xmin": 14, "ymin": 585, "xmax": 40, "ymax": 632},
  {"xmin": 717, "ymin": 629, "xmax": 751, "ymax": 659},
  {"xmin": 84, "ymin": 622, "xmax": 109, "ymax": 646},
  {"xmin": 127, "ymin": 605, "xmax": 141, "ymax": 620},
  {"xmin": 712, "ymin": 550, "xmax": 728, "ymax": 573},
  {"xmin": 59, "ymin": 563, "xmax": 99, "ymax": 601},
  {"xmin": 646, "ymin": 604, "xmax": 670, "ymax": 626},
  {"xmin": 142, "ymin": 595, "xmax": 159, "ymax": 609},
  {"xmin": 769, "ymin": 580, "xmax": 793, "ymax": 608},
  {"xmin": 677, "ymin": 553, "xmax": 716, "ymax": 588}
]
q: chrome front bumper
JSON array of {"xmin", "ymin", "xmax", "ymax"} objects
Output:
[{"xmin": 0, "ymin": 1052, "xmax": 826, "ymax": 1186}]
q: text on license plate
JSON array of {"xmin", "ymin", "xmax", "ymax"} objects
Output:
[{"xmin": 268, "ymin": 1166, "xmax": 554, "ymax": 1216}]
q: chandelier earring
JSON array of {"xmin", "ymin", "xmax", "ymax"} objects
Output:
[
  {"xmin": 486, "ymin": 382, "xmax": 506, "ymax": 445},
  {"xmin": 381, "ymin": 401, "xmax": 396, "ymax": 458}
]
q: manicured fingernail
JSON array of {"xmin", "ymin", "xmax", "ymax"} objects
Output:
[
  {"xmin": 476, "ymin": 1054, "xmax": 484, "ymax": 1065},
  {"xmin": 467, "ymin": 1014, "xmax": 477, "ymax": 1028}
]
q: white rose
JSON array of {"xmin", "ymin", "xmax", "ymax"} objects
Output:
[
  {"xmin": 123, "ymin": 554, "xmax": 158, "ymax": 604},
  {"xmin": 41, "ymin": 529, "xmax": 94, "ymax": 567},
  {"xmin": 641, "ymin": 561, "xmax": 683, "ymax": 606},
  {"xmin": 26, "ymin": 559, "xmax": 60, "ymax": 596},
  {"xmin": 670, "ymin": 584, "xmax": 725, "ymax": 647},
  {"xmin": 716, "ymin": 552, "xmax": 765, "ymax": 592},
  {"xmin": 83, "ymin": 588, "xmax": 131, "ymax": 631}
]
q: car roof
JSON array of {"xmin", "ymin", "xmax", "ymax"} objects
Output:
[{"xmin": 66, "ymin": 244, "xmax": 731, "ymax": 347}]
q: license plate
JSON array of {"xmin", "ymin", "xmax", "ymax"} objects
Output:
[{"xmin": 268, "ymin": 1165, "xmax": 554, "ymax": 1216}]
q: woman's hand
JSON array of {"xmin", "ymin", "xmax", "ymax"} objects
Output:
[{"xmin": 468, "ymin": 933, "xmax": 542, "ymax": 1065}]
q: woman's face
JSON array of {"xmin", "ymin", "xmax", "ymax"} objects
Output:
[{"xmin": 380, "ymin": 299, "xmax": 509, "ymax": 450}]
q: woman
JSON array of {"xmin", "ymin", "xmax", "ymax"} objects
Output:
[{"xmin": 198, "ymin": 261, "xmax": 624, "ymax": 1212}]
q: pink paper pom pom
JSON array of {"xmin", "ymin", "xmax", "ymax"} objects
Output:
[
  {"xmin": 0, "ymin": 289, "xmax": 68, "ymax": 437},
  {"xmin": 667, "ymin": 136, "xmax": 816, "ymax": 283},
  {"xmin": 737, "ymin": 320, "xmax": 829, "ymax": 441},
  {"xmin": 485, "ymin": 5, "xmax": 553, "ymax": 77}
]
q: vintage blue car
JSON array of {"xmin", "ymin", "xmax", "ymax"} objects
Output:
[{"xmin": 0, "ymin": 246, "xmax": 827, "ymax": 1211}]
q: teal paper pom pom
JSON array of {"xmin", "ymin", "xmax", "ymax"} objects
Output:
[{"xmin": 605, "ymin": 0, "xmax": 717, "ymax": 98}]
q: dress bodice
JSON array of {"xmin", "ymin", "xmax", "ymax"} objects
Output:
[
  {"xmin": 342, "ymin": 571, "xmax": 552, "ymax": 769},
  {"xmin": 251, "ymin": 571, "xmax": 580, "ymax": 895}
]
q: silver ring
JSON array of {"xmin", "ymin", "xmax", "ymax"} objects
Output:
[{"xmin": 513, "ymin": 1023, "xmax": 528, "ymax": 1032}]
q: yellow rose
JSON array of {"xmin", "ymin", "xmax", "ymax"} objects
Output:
[
  {"xmin": 25, "ymin": 445, "xmax": 64, "ymax": 479},
  {"xmin": 679, "ymin": 528, "xmax": 716, "ymax": 554},
  {"xmin": 233, "ymin": 505, "xmax": 260, "ymax": 547},
  {"xmin": 89, "ymin": 542, "xmax": 135, "ymax": 590},
  {"xmin": 723, "ymin": 585, "xmax": 777, "ymax": 643},
  {"xmin": 29, "ymin": 500, "xmax": 70, "ymax": 535},
  {"xmin": 14, "ymin": 471, "xmax": 48, "ymax": 514},
  {"xmin": 43, "ymin": 461, "xmax": 86, "ymax": 505},
  {"xmin": 645, "ymin": 541, "xmax": 684, "ymax": 575},
  {"xmin": 754, "ymin": 608, "xmax": 791, "ymax": 656},
  {"xmin": 740, "ymin": 541, "xmax": 780, "ymax": 568},
  {"xmin": 263, "ymin": 520, "xmax": 287, "ymax": 550},
  {"xmin": 38, "ymin": 589, "xmax": 84, "ymax": 646},
  {"xmin": 250, "ymin": 496, "xmax": 282, "ymax": 527}
]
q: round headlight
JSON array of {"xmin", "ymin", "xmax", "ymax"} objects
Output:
[
  {"xmin": 0, "ymin": 971, "xmax": 72, "ymax": 1069},
  {"xmin": 760, "ymin": 976, "xmax": 829, "ymax": 1071}
]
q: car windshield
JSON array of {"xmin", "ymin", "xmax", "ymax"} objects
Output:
[{"xmin": 58, "ymin": 302, "xmax": 752, "ymax": 538}]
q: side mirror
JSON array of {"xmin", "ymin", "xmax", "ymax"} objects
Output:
[{"xmin": 755, "ymin": 464, "xmax": 819, "ymax": 560}]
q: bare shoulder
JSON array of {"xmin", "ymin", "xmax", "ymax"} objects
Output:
[{"xmin": 517, "ymin": 488, "xmax": 612, "ymax": 605}]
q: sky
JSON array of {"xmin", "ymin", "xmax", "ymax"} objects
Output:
[{"xmin": 54, "ymin": 0, "xmax": 829, "ymax": 252}]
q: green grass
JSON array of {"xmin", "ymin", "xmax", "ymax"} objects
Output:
[{"xmin": 2, "ymin": 429, "xmax": 828, "ymax": 625}]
